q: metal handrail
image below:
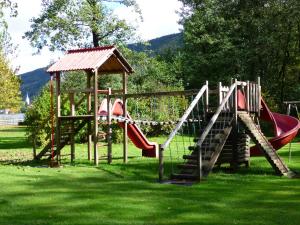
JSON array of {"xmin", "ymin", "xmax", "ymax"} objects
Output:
[{"xmin": 160, "ymin": 83, "xmax": 208, "ymax": 150}]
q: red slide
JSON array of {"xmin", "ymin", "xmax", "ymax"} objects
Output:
[
  {"xmin": 98, "ymin": 99, "xmax": 158, "ymax": 158},
  {"xmin": 237, "ymin": 91, "xmax": 300, "ymax": 156}
]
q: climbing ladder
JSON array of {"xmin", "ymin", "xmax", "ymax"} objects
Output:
[
  {"xmin": 238, "ymin": 111, "xmax": 295, "ymax": 177},
  {"xmin": 35, "ymin": 118, "xmax": 90, "ymax": 160},
  {"xmin": 171, "ymin": 115, "xmax": 233, "ymax": 180}
]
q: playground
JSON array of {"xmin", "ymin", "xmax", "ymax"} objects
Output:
[
  {"xmin": 1, "ymin": 46, "xmax": 300, "ymax": 225},
  {"xmin": 0, "ymin": 126, "xmax": 300, "ymax": 225}
]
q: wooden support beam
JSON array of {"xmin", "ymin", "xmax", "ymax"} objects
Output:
[
  {"xmin": 232, "ymin": 79, "xmax": 238, "ymax": 170},
  {"xmin": 123, "ymin": 71, "xmax": 128, "ymax": 163},
  {"xmin": 94, "ymin": 70, "xmax": 99, "ymax": 166},
  {"xmin": 205, "ymin": 81, "xmax": 209, "ymax": 113},
  {"xmin": 109, "ymin": 89, "xmax": 200, "ymax": 99},
  {"xmin": 159, "ymin": 145, "xmax": 164, "ymax": 182},
  {"xmin": 246, "ymin": 81, "xmax": 250, "ymax": 112},
  {"xmin": 218, "ymin": 82, "xmax": 222, "ymax": 105},
  {"xmin": 62, "ymin": 88, "xmax": 93, "ymax": 94},
  {"xmin": 87, "ymin": 73, "xmax": 92, "ymax": 161},
  {"xmin": 107, "ymin": 88, "xmax": 112, "ymax": 164},
  {"xmin": 55, "ymin": 72, "xmax": 61, "ymax": 161},
  {"xmin": 257, "ymin": 77, "xmax": 261, "ymax": 117},
  {"xmin": 69, "ymin": 93, "xmax": 75, "ymax": 163}
]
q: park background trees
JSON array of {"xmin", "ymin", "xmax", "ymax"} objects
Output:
[
  {"xmin": 0, "ymin": 0, "xmax": 21, "ymax": 112},
  {"xmin": 21, "ymin": 0, "xmax": 300, "ymax": 144},
  {"xmin": 178, "ymin": 0, "xmax": 300, "ymax": 108}
]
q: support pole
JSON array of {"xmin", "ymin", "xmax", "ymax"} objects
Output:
[
  {"xmin": 218, "ymin": 82, "xmax": 222, "ymax": 105},
  {"xmin": 158, "ymin": 145, "xmax": 164, "ymax": 182},
  {"xmin": 123, "ymin": 72, "xmax": 128, "ymax": 163},
  {"xmin": 55, "ymin": 72, "xmax": 61, "ymax": 162},
  {"xmin": 87, "ymin": 73, "xmax": 92, "ymax": 161},
  {"xmin": 205, "ymin": 81, "xmax": 209, "ymax": 113},
  {"xmin": 246, "ymin": 81, "xmax": 250, "ymax": 113},
  {"xmin": 257, "ymin": 77, "xmax": 261, "ymax": 117},
  {"xmin": 232, "ymin": 79, "xmax": 238, "ymax": 170},
  {"xmin": 107, "ymin": 88, "xmax": 112, "ymax": 164},
  {"xmin": 69, "ymin": 93, "xmax": 75, "ymax": 163},
  {"xmin": 94, "ymin": 69, "xmax": 99, "ymax": 165}
]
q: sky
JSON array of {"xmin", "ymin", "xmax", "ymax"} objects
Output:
[{"xmin": 6, "ymin": 0, "xmax": 182, "ymax": 74}]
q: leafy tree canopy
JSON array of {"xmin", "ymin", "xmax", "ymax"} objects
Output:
[
  {"xmin": 0, "ymin": 0, "xmax": 17, "ymax": 56},
  {"xmin": 179, "ymin": 0, "xmax": 300, "ymax": 107},
  {"xmin": 25, "ymin": 0, "xmax": 141, "ymax": 52},
  {"xmin": 0, "ymin": 51, "xmax": 21, "ymax": 111}
]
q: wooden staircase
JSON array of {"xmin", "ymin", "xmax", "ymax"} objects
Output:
[
  {"xmin": 238, "ymin": 111, "xmax": 295, "ymax": 177},
  {"xmin": 171, "ymin": 115, "xmax": 233, "ymax": 182},
  {"xmin": 35, "ymin": 118, "xmax": 89, "ymax": 160}
]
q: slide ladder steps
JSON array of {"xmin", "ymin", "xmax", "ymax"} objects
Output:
[
  {"xmin": 238, "ymin": 112, "xmax": 295, "ymax": 177},
  {"xmin": 171, "ymin": 116, "xmax": 233, "ymax": 182},
  {"xmin": 35, "ymin": 119, "xmax": 89, "ymax": 160}
]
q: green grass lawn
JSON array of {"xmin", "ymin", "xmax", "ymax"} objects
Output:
[{"xmin": 0, "ymin": 126, "xmax": 300, "ymax": 225}]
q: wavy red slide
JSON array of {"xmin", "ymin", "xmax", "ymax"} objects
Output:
[
  {"xmin": 98, "ymin": 99, "xmax": 158, "ymax": 158},
  {"xmin": 237, "ymin": 91, "xmax": 300, "ymax": 156}
]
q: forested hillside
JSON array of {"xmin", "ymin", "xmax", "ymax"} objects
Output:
[{"xmin": 19, "ymin": 68, "xmax": 49, "ymax": 100}]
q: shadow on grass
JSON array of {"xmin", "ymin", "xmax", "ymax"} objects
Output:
[
  {"xmin": 0, "ymin": 136, "xmax": 31, "ymax": 150},
  {"xmin": 1, "ymin": 158, "xmax": 300, "ymax": 225}
]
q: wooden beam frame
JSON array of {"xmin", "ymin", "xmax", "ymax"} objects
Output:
[
  {"xmin": 87, "ymin": 73, "xmax": 92, "ymax": 161},
  {"xmin": 55, "ymin": 72, "xmax": 61, "ymax": 161},
  {"xmin": 94, "ymin": 69, "xmax": 99, "ymax": 165},
  {"xmin": 123, "ymin": 71, "xmax": 128, "ymax": 163}
]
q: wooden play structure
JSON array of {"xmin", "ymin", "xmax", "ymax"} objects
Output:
[
  {"xmin": 34, "ymin": 45, "xmax": 300, "ymax": 183},
  {"xmin": 35, "ymin": 46, "xmax": 133, "ymax": 165}
]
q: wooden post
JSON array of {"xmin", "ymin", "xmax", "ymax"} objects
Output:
[
  {"xmin": 232, "ymin": 79, "xmax": 238, "ymax": 170},
  {"xmin": 198, "ymin": 145, "xmax": 203, "ymax": 181},
  {"xmin": 218, "ymin": 82, "xmax": 222, "ymax": 105},
  {"xmin": 158, "ymin": 145, "xmax": 164, "ymax": 182},
  {"xmin": 87, "ymin": 73, "xmax": 92, "ymax": 161},
  {"xmin": 69, "ymin": 93, "xmax": 75, "ymax": 163},
  {"xmin": 246, "ymin": 81, "xmax": 250, "ymax": 113},
  {"xmin": 94, "ymin": 69, "xmax": 99, "ymax": 166},
  {"xmin": 123, "ymin": 72, "xmax": 128, "ymax": 163},
  {"xmin": 257, "ymin": 77, "xmax": 261, "ymax": 117},
  {"xmin": 107, "ymin": 88, "xmax": 112, "ymax": 164},
  {"xmin": 55, "ymin": 72, "xmax": 61, "ymax": 161},
  {"xmin": 205, "ymin": 81, "xmax": 209, "ymax": 113}
]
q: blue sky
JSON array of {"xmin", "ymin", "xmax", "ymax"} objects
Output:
[{"xmin": 7, "ymin": 0, "xmax": 182, "ymax": 74}]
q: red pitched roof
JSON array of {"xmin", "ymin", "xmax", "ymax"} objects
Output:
[{"xmin": 47, "ymin": 46, "xmax": 133, "ymax": 74}]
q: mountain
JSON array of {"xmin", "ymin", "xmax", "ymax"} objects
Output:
[
  {"xmin": 128, "ymin": 33, "xmax": 183, "ymax": 54},
  {"xmin": 19, "ymin": 68, "xmax": 49, "ymax": 100},
  {"xmin": 19, "ymin": 33, "xmax": 183, "ymax": 100}
]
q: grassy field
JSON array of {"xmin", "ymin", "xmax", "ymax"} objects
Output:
[{"xmin": 0, "ymin": 126, "xmax": 300, "ymax": 225}]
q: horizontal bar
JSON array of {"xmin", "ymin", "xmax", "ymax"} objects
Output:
[{"xmin": 109, "ymin": 89, "xmax": 200, "ymax": 99}]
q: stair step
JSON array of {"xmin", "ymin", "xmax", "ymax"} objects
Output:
[
  {"xmin": 171, "ymin": 173, "xmax": 198, "ymax": 180},
  {"xmin": 188, "ymin": 146, "xmax": 199, "ymax": 151},
  {"xmin": 183, "ymin": 154, "xmax": 197, "ymax": 160},
  {"xmin": 177, "ymin": 164, "xmax": 198, "ymax": 170}
]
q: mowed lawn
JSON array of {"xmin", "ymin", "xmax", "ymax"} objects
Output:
[{"xmin": 0, "ymin": 126, "xmax": 300, "ymax": 225}]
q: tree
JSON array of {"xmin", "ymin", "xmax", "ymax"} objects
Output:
[
  {"xmin": 0, "ymin": 0, "xmax": 17, "ymax": 55},
  {"xmin": 0, "ymin": 51, "xmax": 21, "ymax": 112},
  {"xmin": 24, "ymin": 0, "xmax": 140, "ymax": 52},
  {"xmin": 179, "ymin": 0, "xmax": 300, "ymax": 108},
  {"xmin": 0, "ymin": 1, "xmax": 21, "ymax": 111}
]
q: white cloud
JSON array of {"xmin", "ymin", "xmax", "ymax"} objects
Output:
[
  {"xmin": 115, "ymin": 0, "xmax": 182, "ymax": 41},
  {"xmin": 7, "ymin": 0, "xmax": 182, "ymax": 74}
]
